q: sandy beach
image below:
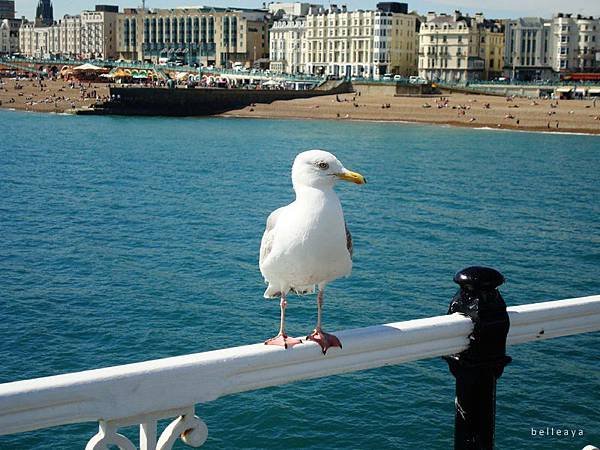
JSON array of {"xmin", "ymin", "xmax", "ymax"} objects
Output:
[
  {"xmin": 224, "ymin": 89, "xmax": 600, "ymax": 135},
  {"xmin": 0, "ymin": 77, "xmax": 109, "ymax": 114},
  {"xmin": 2, "ymin": 75, "xmax": 600, "ymax": 134}
]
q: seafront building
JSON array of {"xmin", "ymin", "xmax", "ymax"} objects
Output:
[
  {"xmin": 268, "ymin": 2, "xmax": 320, "ymax": 74},
  {"xmin": 115, "ymin": 6, "xmax": 270, "ymax": 67},
  {"xmin": 0, "ymin": 19, "xmax": 17, "ymax": 54},
  {"xmin": 9, "ymin": 0, "xmax": 600, "ymax": 82},
  {"xmin": 550, "ymin": 13, "xmax": 600, "ymax": 73},
  {"xmin": 0, "ymin": 0, "xmax": 20, "ymax": 55},
  {"xmin": 269, "ymin": 16, "xmax": 306, "ymax": 74},
  {"xmin": 19, "ymin": 5, "xmax": 119, "ymax": 59},
  {"xmin": 301, "ymin": 2, "xmax": 419, "ymax": 78},
  {"xmin": 503, "ymin": 18, "xmax": 553, "ymax": 81},
  {"xmin": 480, "ymin": 21, "xmax": 504, "ymax": 80},
  {"xmin": 417, "ymin": 10, "xmax": 504, "ymax": 83},
  {"xmin": 503, "ymin": 13, "xmax": 600, "ymax": 80}
]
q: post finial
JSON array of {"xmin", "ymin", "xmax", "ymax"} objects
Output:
[{"xmin": 453, "ymin": 266, "xmax": 505, "ymax": 291}]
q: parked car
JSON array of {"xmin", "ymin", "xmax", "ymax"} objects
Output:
[{"xmin": 409, "ymin": 76, "xmax": 427, "ymax": 85}]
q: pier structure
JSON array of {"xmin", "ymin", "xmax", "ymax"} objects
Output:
[{"xmin": 0, "ymin": 268, "xmax": 598, "ymax": 449}]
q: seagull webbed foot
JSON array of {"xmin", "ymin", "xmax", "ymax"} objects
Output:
[
  {"xmin": 264, "ymin": 333, "xmax": 303, "ymax": 349},
  {"xmin": 306, "ymin": 328, "xmax": 342, "ymax": 355}
]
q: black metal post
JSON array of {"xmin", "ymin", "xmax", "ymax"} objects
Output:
[{"xmin": 444, "ymin": 266, "xmax": 512, "ymax": 450}]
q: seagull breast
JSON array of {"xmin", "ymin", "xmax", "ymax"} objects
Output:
[{"xmin": 260, "ymin": 187, "xmax": 351, "ymax": 294}]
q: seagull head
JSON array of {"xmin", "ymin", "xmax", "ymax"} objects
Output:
[{"xmin": 291, "ymin": 150, "xmax": 366, "ymax": 190}]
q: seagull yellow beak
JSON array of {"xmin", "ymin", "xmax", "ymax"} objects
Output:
[{"xmin": 336, "ymin": 169, "xmax": 367, "ymax": 185}]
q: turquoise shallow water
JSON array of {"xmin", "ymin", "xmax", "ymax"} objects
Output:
[{"xmin": 0, "ymin": 110, "xmax": 599, "ymax": 449}]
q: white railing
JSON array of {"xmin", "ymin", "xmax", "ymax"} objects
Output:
[{"xmin": 0, "ymin": 295, "xmax": 598, "ymax": 450}]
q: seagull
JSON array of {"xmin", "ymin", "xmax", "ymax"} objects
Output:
[{"xmin": 259, "ymin": 150, "xmax": 366, "ymax": 354}]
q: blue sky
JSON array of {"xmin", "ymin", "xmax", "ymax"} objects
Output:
[{"xmin": 16, "ymin": 0, "xmax": 600, "ymax": 21}]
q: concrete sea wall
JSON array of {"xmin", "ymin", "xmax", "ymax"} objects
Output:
[{"xmin": 98, "ymin": 82, "xmax": 353, "ymax": 116}]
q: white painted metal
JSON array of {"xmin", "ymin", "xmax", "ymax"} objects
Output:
[
  {"xmin": 85, "ymin": 420, "xmax": 137, "ymax": 450},
  {"xmin": 0, "ymin": 294, "xmax": 598, "ymax": 447},
  {"xmin": 156, "ymin": 407, "xmax": 207, "ymax": 450},
  {"xmin": 140, "ymin": 420, "xmax": 157, "ymax": 450},
  {"xmin": 507, "ymin": 296, "xmax": 600, "ymax": 344}
]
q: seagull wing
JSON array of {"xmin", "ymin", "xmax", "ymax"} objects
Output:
[
  {"xmin": 345, "ymin": 221, "xmax": 353, "ymax": 259},
  {"xmin": 259, "ymin": 206, "xmax": 286, "ymax": 270}
]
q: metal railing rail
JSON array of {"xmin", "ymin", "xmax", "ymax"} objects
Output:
[{"xmin": 0, "ymin": 279, "xmax": 598, "ymax": 450}]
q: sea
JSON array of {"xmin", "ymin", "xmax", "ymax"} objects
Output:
[{"xmin": 0, "ymin": 110, "xmax": 599, "ymax": 449}]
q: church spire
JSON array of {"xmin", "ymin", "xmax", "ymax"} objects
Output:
[{"xmin": 35, "ymin": 0, "xmax": 53, "ymax": 26}]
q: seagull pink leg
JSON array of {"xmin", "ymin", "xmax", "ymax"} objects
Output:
[
  {"xmin": 306, "ymin": 288, "xmax": 342, "ymax": 355},
  {"xmin": 265, "ymin": 294, "xmax": 302, "ymax": 349}
]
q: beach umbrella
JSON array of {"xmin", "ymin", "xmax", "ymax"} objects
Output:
[
  {"xmin": 112, "ymin": 69, "xmax": 130, "ymax": 78},
  {"xmin": 73, "ymin": 63, "xmax": 103, "ymax": 71}
]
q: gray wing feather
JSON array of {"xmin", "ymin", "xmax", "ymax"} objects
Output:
[{"xmin": 345, "ymin": 221, "xmax": 353, "ymax": 259}]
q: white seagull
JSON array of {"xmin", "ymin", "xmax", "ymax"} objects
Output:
[{"xmin": 259, "ymin": 150, "xmax": 366, "ymax": 354}]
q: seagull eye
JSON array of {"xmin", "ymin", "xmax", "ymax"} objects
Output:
[{"xmin": 317, "ymin": 162, "xmax": 329, "ymax": 170}]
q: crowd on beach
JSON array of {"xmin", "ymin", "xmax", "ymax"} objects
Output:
[
  {"xmin": 413, "ymin": 94, "xmax": 600, "ymax": 129},
  {"xmin": 0, "ymin": 73, "xmax": 109, "ymax": 112},
  {"xmin": 232, "ymin": 89, "xmax": 600, "ymax": 134}
]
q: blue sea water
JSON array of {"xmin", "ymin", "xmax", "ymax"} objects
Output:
[{"xmin": 0, "ymin": 110, "xmax": 599, "ymax": 450}]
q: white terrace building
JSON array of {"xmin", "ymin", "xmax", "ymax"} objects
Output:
[
  {"xmin": 19, "ymin": 6, "xmax": 118, "ymax": 60},
  {"xmin": 550, "ymin": 13, "xmax": 600, "ymax": 73},
  {"xmin": 19, "ymin": 15, "xmax": 82, "ymax": 59},
  {"xmin": 80, "ymin": 7, "xmax": 118, "ymax": 60},
  {"xmin": 269, "ymin": 16, "xmax": 305, "ymax": 74},
  {"xmin": 302, "ymin": 2, "xmax": 418, "ymax": 78},
  {"xmin": 0, "ymin": 18, "xmax": 20, "ymax": 55},
  {"xmin": 418, "ymin": 11, "xmax": 490, "ymax": 83}
]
